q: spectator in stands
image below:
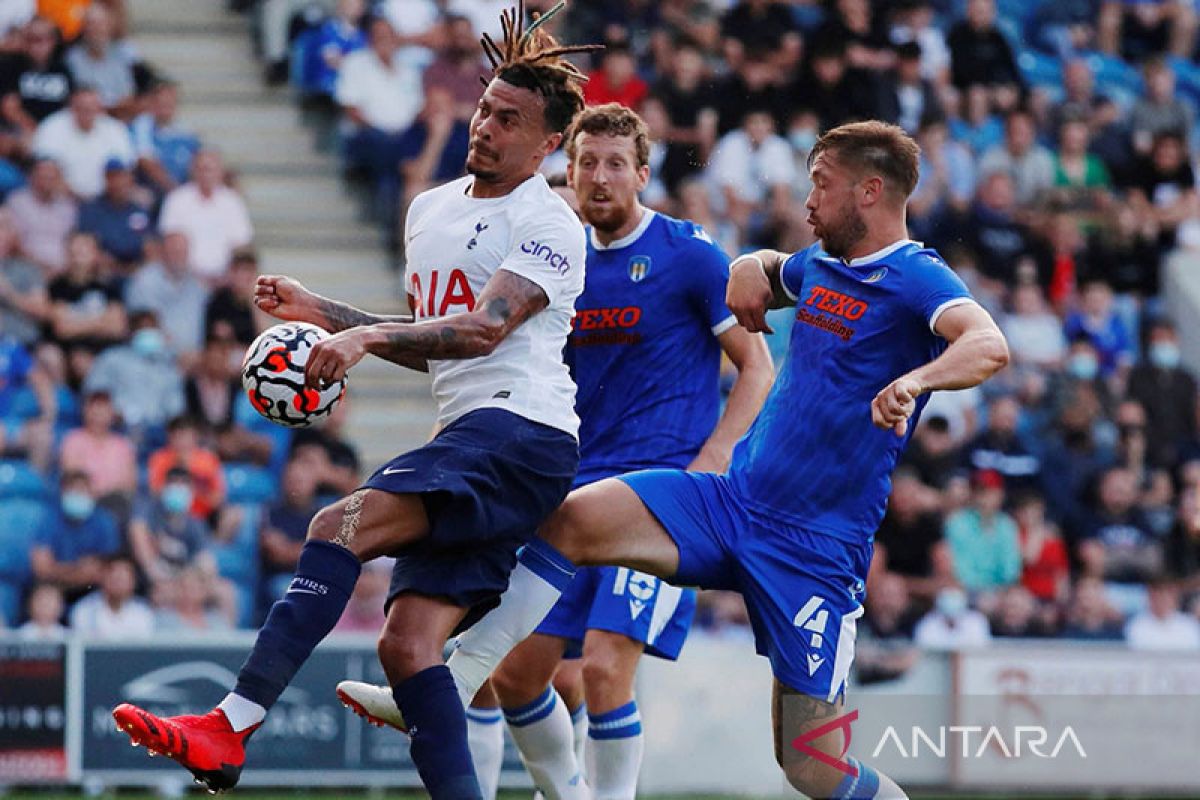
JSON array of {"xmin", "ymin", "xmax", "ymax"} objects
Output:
[
  {"xmin": 719, "ymin": 0, "xmax": 800, "ymax": 71},
  {"xmin": 945, "ymin": 468, "xmax": 1021, "ymax": 596},
  {"xmin": 58, "ymin": 389, "xmax": 136, "ymax": 511},
  {"xmin": 979, "ymin": 109, "xmax": 1056, "ymax": 207},
  {"xmin": 0, "ymin": 16, "xmax": 72, "ymax": 141},
  {"xmin": 1051, "ymin": 115, "xmax": 1113, "ymax": 212},
  {"xmin": 914, "ymin": 586, "xmax": 992, "ymax": 649},
  {"xmin": 125, "ymin": 232, "xmax": 209, "ymax": 367},
  {"xmin": 875, "ymin": 41, "xmax": 941, "ymax": 135},
  {"xmin": 784, "ymin": 40, "xmax": 860, "ymax": 135},
  {"xmin": 712, "ymin": 49, "xmax": 788, "ymax": 137},
  {"xmin": 78, "ymin": 158, "xmax": 150, "ymax": 268},
  {"xmin": 1166, "ymin": 485, "xmax": 1200, "ymax": 594},
  {"xmin": 965, "ymin": 171, "xmax": 1035, "ymax": 288},
  {"xmin": 1002, "ymin": 283, "xmax": 1068, "ymax": 371},
  {"xmin": 946, "ymin": 0, "xmax": 1023, "ymax": 108},
  {"xmin": 1031, "ymin": 1, "xmax": 1102, "ymax": 58},
  {"xmin": 188, "ymin": 329, "xmax": 273, "ymax": 466},
  {"xmin": 290, "ymin": 398, "xmax": 360, "ymax": 495},
  {"xmin": 129, "ymin": 465, "xmax": 214, "ymax": 588},
  {"xmin": 814, "ymin": 0, "xmax": 894, "ymax": 73},
  {"xmin": 1047, "ymin": 59, "xmax": 1103, "ymax": 134},
  {"xmin": 30, "ymin": 470, "xmax": 122, "ymax": 597},
  {"xmin": 39, "ymin": 0, "xmax": 93, "ymax": 43},
  {"xmin": 650, "ymin": 40, "xmax": 717, "ymax": 194},
  {"xmin": 1012, "ymin": 491, "xmax": 1070, "ymax": 604},
  {"xmin": 4, "ymin": 157, "xmax": 76, "ymax": 273},
  {"xmin": 677, "ymin": 175, "xmax": 739, "ymax": 257},
  {"xmin": 964, "ymin": 395, "xmax": 1042, "ymax": 493},
  {"xmin": 1063, "ymin": 279, "xmax": 1135, "ymax": 379},
  {"xmin": 130, "ymin": 80, "xmax": 201, "ymax": 194},
  {"xmin": 1079, "ymin": 466, "xmax": 1164, "ymax": 613},
  {"xmin": 707, "ymin": 107, "xmax": 795, "ymax": 248},
  {"xmin": 949, "ymin": 85, "xmax": 1004, "ymax": 158},
  {"xmin": 909, "ymin": 117, "xmax": 975, "ymax": 245},
  {"xmin": 0, "ymin": 209, "xmax": 49, "ymax": 345},
  {"xmin": 147, "ymin": 415, "xmax": 225, "ymax": 521},
  {"xmin": 874, "ymin": 467, "xmax": 953, "ymax": 602},
  {"xmin": 584, "ymin": 41, "xmax": 648, "ymax": 109},
  {"xmin": 0, "ymin": 334, "xmax": 55, "ymax": 471},
  {"xmin": 17, "ymin": 583, "xmax": 67, "ymax": 640},
  {"xmin": 335, "ymin": 15, "xmax": 425, "ymax": 224},
  {"xmin": 889, "ymin": 0, "xmax": 951, "ymax": 86},
  {"xmin": 158, "ymin": 149, "xmax": 253, "ymax": 283},
  {"xmin": 1099, "ymin": 0, "xmax": 1197, "ymax": 62},
  {"xmin": 69, "ymin": 556, "xmax": 155, "ymax": 639},
  {"xmin": 334, "ymin": 558, "xmax": 391, "ymax": 633},
  {"xmin": 902, "ymin": 414, "xmax": 963, "ymax": 490},
  {"xmin": 301, "ymin": 0, "xmax": 367, "ymax": 99},
  {"xmin": 1130, "ymin": 58, "xmax": 1192, "ymax": 157},
  {"xmin": 1061, "ymin": 575, "xmax": 1125, "ymax": 639},
  {"xmin": 154, "ymin": 564, "xmax": 235, "ymax": 634},
  {"xmin": 1124, "ymin": 575, "xmax": 1200, "ymax": 649},
  {"xmin": 1125, "ymin": 132, "xmax": 1197, "ymax": 249},
  {"xmin": 261, "ymin": 456, "xmax": 322, "ymax": 598},
  {"xmin": 47, "ymin": 230, "xmax": 127, "ymax": 351},
  {"xmin": 64, "ymin": 3, "xmax": 138, "ymax": 118},
  {"xmin": 84, "ymin": 309, "xmax": 183, "ymax": 446},
  {"xmin": 1127, "ymin": 320, "xmax": 1197, "ymax": 468},
  {"xmin": 855, "ymin": 573, "xmax": 919, "ymax": 685},
  {"xmin": 33, "ymin": 87, "xmax": 134, "ymax": 200},
  {"xmin": 205, "ymin": 247, "xmax": 259, "ymax": 347},
  {"xmin": 989, "ymin": 584, "xmax": 1049, "ymax": 637}
]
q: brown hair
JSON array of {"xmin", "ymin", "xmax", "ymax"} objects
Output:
[
  {"xmin": 482, "ymin": 1, "xmax": 602, "ymax": 134},
  {"xmin": 808, "ymin": 120, "xmax": 921, "ymax": 201},
  {"xmin": 564, "ymin": 103, "xmax": 651, "ymax": 168}
]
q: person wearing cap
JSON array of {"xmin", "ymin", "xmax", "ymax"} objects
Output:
[
  {"xmin": 944, "ymin": 468, "xmax": 1021, "ymax": 598},
  {"xmin": 32, "ymin": 85, "xmax": 134, "ymax": 200},
  {"xmin": 78, "ymin": 157, "xmax": 152, "ymax": 267}
]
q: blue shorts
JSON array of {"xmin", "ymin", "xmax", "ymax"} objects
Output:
[
  {"xmin": 536, "ymin": 565, "xmax": 697, "ymax": 660},
  {"xmin": 363, "ymin": 408, "xmax": 578, "ymax": 629},
  {"xmin": 619, "ymin": 469, "xmax": 870, "ymax": 701}
]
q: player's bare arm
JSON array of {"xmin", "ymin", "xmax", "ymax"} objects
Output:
[
  {"xmin": 726, "ymin": 249, "xmax": 792, "ymax": 334},
  {"xmin": 872, "ymin": 302, "xmax": 1010, "ymax": 436},
  {"xmin": 303, "ymin": 269, "xmax": 550, "ymax": 390},
  {"xmin": 255, "ymin": 275, "xmax": 415, "ymax": 329},
  {"xmin": 688, "ymin": 325, "xmax": 774, "ymax": 473}
]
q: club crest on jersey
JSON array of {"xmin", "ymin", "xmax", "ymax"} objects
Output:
[
  {"xmin": 863, "ymin": 267, "xmax": 888, "ymax": 283},
  {"xmin": 466, "ymin": 219, "xmax": 489, "ymax": 250},
  {"xmin": 628, "ymin": 255, "xmax": 651, "ymax": 283}
]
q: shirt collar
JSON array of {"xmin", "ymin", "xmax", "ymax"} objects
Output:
[
  {"xmin": 590, "ymin": 208, "xmax": 655, "ymax": 251},
  {"xmin": 837, "ymin": 239, "xmax": 920, "ymax": 268}
]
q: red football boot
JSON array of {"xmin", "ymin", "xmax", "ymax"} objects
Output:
[{"xmin": 112, "ymin": 704, "xmax": 260, "ymax": 793}]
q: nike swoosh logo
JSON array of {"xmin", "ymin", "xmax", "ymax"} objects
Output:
[{"xmin": 382, "ymin": 467, "xmax": 415, "ymax": 476}]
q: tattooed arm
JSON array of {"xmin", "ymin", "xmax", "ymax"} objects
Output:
[{"xmin": 302, "ymin": 269, "xmax": 549, "ymax": 389}]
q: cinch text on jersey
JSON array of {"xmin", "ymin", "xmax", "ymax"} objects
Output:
[{"xmin": 521, "ymin": 240, "xmax": 573, "ymax": 274}]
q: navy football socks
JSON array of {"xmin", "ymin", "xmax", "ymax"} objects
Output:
[
  {"xmin": 394, "ymin": 665, "xmax": 483, "ymax": 800},
  {"xmin": 234, "ymin": 540, "xmax": 361, "ymax": 709}
]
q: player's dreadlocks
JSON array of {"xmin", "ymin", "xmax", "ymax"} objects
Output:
[{"xmin": 480, "ymin": 1, "xmax": 602, "ymax": 134}]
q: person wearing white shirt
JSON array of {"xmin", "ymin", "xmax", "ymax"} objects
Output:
[
  {"xmin": 16, "ymin": 584, "xmax": 68, "ymax": 641},
  {"xmin": 914, "ymin": 587, "xmax": 993, "ymax": 650},
  {"xmin": 68, "ymin": 558, "xmax": 155, "ymax": 640},
  {"xmin": 158, "ymin": 150, "xmax": 253, "ymax": 282},
  {"xmin": 33, "ymin": 88, "xmax": 135, "ymax": 200},
  {"xmin": 1124, "ymin": 578, "xmax": 1200, "ymax": 651},
  {"xmin": 707, "ymin": 108, "xmax": 796, "ymax": 243}
]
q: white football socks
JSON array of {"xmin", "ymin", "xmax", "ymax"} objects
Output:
[
  {"xmin": 217, "ymin": 693, "xmax": 267, "ymax": 733},
  {"xmin": 505, "ymin": 688, "xmax": 588, "ymax": 800},
  {"xmin": 465, "ymin": 706, "xmax": 504, "ymax": 800}
]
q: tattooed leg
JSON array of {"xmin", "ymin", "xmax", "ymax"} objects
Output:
[{"xmin": 331, "ymin": 490, "xmax": 368, "ymax": 549}]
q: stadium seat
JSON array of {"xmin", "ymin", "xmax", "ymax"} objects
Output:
[
  {"xmin": 224, "ymin": 463, "xmax": 279, "ymax": 505},
  {"xmin": 0, "ymin": 459, "xmax": 48, "ymax": 500},
  {"xmin": 0, "ymin": 497, "xmax": 48, "ymax": 624},
  {"xmin": 1085, "ymin": 51, "xmax": 1143, "ymax": 95},
  {"xmin": 211, "ymin": 503, "xmax": 263, "ymax": 627},
  {"xmin": 1017, "ymin": 50, "xmax": 1063, "ymax": 90}
]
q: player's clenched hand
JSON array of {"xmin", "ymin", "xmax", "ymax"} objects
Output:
[
  {"xmin": 726, "ymin": 257, "xmax": 775, "ymax": 334},
  {"xmin": 255, "ymin": 275, "xmax": 319, "ymax": 323},
  {"xmin": 872, "ymin": 376, "xmax": 924, "ymax": 437},
  {"xmin": 305, "ymin": 330, "xmax": 367, "ymax": 390}
]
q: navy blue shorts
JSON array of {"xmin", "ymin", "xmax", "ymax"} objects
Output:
[
  {"xmin": 619, "ymin": 469, "xmax": 870, "ymax": 700},
  {"xmin": 362, "ymin": 409, "xmax": 578, "ymax": 627}
]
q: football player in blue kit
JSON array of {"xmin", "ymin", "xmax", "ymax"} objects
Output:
[
  {"xmin": 379, "ymin": 120, "xmax": 1010, "ymax": 799},
  {"xmin": 338, "ymin": 103, "xmax": 774, "ymax": 800}
]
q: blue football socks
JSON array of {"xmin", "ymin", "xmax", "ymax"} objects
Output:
[{"xmin": 394, "ymin": 665, "xmax": 483, "ymax": 800}]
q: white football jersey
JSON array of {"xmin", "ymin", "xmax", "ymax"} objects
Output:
[{"xmin": 404, "ymin": 174, "xmax": 586, "ymax": 437}]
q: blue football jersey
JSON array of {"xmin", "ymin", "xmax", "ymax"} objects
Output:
[
  {"xmin": 729, "ymin": 240, "xmax": 973, "ymax": 543},
  {"xmin": 571, "ymin": 211, "xmax": 735, "ymax": 486}
]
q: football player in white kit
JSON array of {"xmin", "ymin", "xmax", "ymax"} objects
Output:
[{"xmin": 111, "ymin": 6, "xmax": 598, "ymax": 799}]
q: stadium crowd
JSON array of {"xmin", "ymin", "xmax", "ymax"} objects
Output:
[{"xmin": 2, "ymin": 0, "xmax": 1200, "ymax": 684}]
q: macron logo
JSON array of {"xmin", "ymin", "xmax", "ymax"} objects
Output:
[{"xmin": 521, "ymin": 240, "xmax": 572, "ymax": 274}]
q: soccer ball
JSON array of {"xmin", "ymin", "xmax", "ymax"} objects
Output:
[{"xmin": 242, "ymin": 322, "xmax": 346, "ymax": 428}]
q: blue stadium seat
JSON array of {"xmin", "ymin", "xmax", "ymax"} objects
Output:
[
  {"xmin": 224, "ymin": 463, "xmax": 279, "ymax": 505},
  {"xmin": 0, "ymin": 459, "xmax": 48, "ymax": 500},
  {"xmin": 1168, "ymin": 56, "xmax": 1200, "ymax": 108},
  {"xmin": 0, "ymin": 497, "xmax": 48, "ymax": 624},
  {"xmin": 1086, "ymin": 51, "xmax": 1142, "ymax": 94},
  {"xmin": 1017, "ymin": 50, "xmax": 1063, "ymax": 89},
  {"xmin": 211, "ymin": 503, "xmax": 263, "ymax": 627}
]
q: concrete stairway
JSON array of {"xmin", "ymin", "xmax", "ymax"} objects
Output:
[{"xmin": 128, "ymin": 0, "xmax": 436, "ymax": 470}]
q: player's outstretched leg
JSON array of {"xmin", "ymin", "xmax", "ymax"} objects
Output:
[
  {"xmin": 774, "ymin": 681, "xmax": 908, "ymax": 800},
  {"xmin": 113, "ymin": 489, "xmax": 425, "ymax": 793},
  {"xmin": 492, "ymin": 633, "xmax": 585, "ymax": 800},
  {"xmin": 466, "ymin": 682, "xmax": 504, "ymax": 800}
]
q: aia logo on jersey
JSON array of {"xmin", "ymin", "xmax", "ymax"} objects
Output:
[
  {"xmin": 628, "ymin": 255, "xmax": 651, "ymax": 283},
  {"xmin": 409, "ymin": 268, "xmax": 476, "ymax": 319}
]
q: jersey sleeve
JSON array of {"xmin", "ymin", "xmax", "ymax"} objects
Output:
[
  {"xmin": 499, "ymin": 207, "xmax": 586, "ymax": 308},
  {"xmin": 779, "ymin": 244, "xmax": 818, "ymax": 302},
  {"xmin": 902, "ymin": 252, "xmax": 975, "ymax": 334},
  {"xmin": 686, "ymin": 231, "xmax": 736, "ymax": 335}
]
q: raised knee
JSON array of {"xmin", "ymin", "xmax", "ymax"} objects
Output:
[
  {"xmin": 307, "ymin": 504, "xmax": 342, "ymax": 543},
  {"xmin": 490, "ymin": 660, "xmax": 548, "ymax": 708},
  {"xmin": 376, "ymin": 627, "xmax": 440, "ymax": 678},
  {"xmin": 542, "ymin": 499, "xmax": 590, "ymax": 563}
]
